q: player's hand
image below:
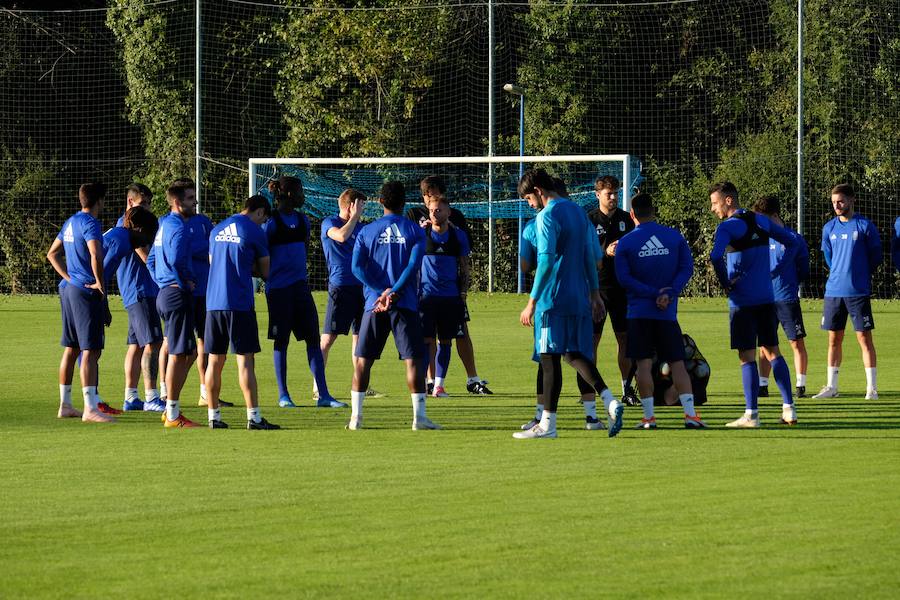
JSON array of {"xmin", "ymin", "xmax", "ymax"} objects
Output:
[
  {"xmin": 350, "ymin": 198, "xmax": 364, "ymax": 220},
  {"xmin": 373, "ymin": 288, "xmax": 394, "ymax": 313},
  {"xmin": 656, "ymin": 288, "xmax": 672, "ymax": 310},
  {"xmin": 187, "ymin": 280, "xmax": 196, "ymax": 292},
  {"xmin": 591, "ymin": 293, "xmax": 607, "ymax": 323},
  {"xmin": 85, "ymin": 281, "xmax": 104, "ymax": 295},
  {"xmin": 605, "ymin": 240, "xmax": 618, "ymax": 257},
  {"xmin": 103, "ymin": 300, "xmax": 113, "ymax": 327},
  {"xmin": 520, "ymin": 298, "xmax": 536, "ymax": 327}
]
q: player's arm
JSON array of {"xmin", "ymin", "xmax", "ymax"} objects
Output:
[
  {"xmin": 86, "ymin": 238, "xmax": 105, "ymax": 295},
  {"xmin": 709, "ymin": 225, "xmax": 733, "ymax": 291},
  {"xmin": 392, "ymin": 239, "xmax": 425, "ymax": 295},
  {"xmin": 614, "ymin": 243, "xmax": 657, "ymax": 298},
  {"xmin": 892, "ymin": 218, "xmax": 900, "ymax": 273},
  {"xmin": 327, "ymin": 200, "xmax": 363, "ymax": 243},
  {"xmin": 669, "ymin": 236, "xmax": 694, "ymax": 297},
  {"xmin": 458, "ymin": 256, "xmax": 471, "ymax": 297},
  {"xmin": 794, "ymin": 232, "xmax": 810, "ymax": 282},
  {"xmin": 251, "ymin": 229, "xmax": 271, "ymax": 281},
  {"xmin": 865, "ymin": 221, "xmax": 883, "ymax": 270},
  {"xmin": 46, "ymin": 238, "xmax": 69, "ymax": 282},
  {"xmin": 254, "ymin": 255, "xmax": 270, "ymax": 281},
  {"xmin": 821, "ymin": 225, "xmax": 833, "ymax": 269},
  {"xmin": 171, "ymin": 225, "xmax": 195, "ymax": 291}
]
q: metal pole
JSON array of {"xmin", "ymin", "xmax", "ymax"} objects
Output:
[
  {"xmin": 248, "ymin": 160, "xmax": 257, "ymax": 198},
  {"xmin": 195, "ymin": 0, "xmax": 202, "ymax": 211},
  {"xmin": 487, "ymin": 0, "xmax": 495, "ymax": 293},
  {"xmin": 622, "ymin": 155, "xmax": 632, "ymax": 212},
  {"xmin": 516, "ymin": 94, "xmax": 524, "ymax": 294},
  {"xmin": 796, "ymin": 0, "xmax": 804, "ymax": 236}
]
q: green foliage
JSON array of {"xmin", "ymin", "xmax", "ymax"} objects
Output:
[
  {"xmin": 0, "ymin": 144, "xmax": 60, "ymax": 293},
  {"xmin": 106, "ymin": 0, "xmax": 194, "ymax": 203}
]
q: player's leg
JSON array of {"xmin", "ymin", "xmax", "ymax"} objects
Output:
[
  {"xmin": 758, "ymin": 304, "xmax": 793, "ymax": 415},
  {"xmin": 522, "ymin": 363, "xmax": 544, "ymax": 430},
  {"xmin": 433, "ymin": 338, "xmax": 452, "ymax": 397},
  {"xmin": 123, "ymin": 343, "xmax": 143, "ymax": 410},
  {"xmin": 791, "ymin": 337, "xmax": 808, "ymax": 396},
  {"xmin": 757, "ymin": 348, "xmax": 771, "ymax": 397},
  {"xmin": 232, "ymin": 309, "xmax": 278, "ymax": 429},
  {"xmin": 847, "ymin": 296, "xmax": 877, "ymax": 398},
  {"xmin": 158, "ymin": 336, "xmax": 169, "ymax": 400},
  {"xmin": 727, "ymin": 306, "xmax": 761, "ymax": 428},
  {"xmin": 80, "ymin": 348, "xmax": 112, "ymax": 422},
  {"xmin": 627, "ymin": 318, "xmax": 658, "ymax": 429},
  {"xmin": 266, "ymin": 286, "xmax": 294, "ymax": 407},
  {"xmin": 457, "ymin": 303, "xmax": 491, "ymax": 394},
  {"xmin": 348, "ymin": 311, "xmax": 389, "ymax": 429},
  {"xmin": 72, "ymin": 287, "xmax": 115, "ymax": 423},
  {"xmin": 158, "ymin": 288, "xmax": 199, "ymax": 427},
  {"xmin": 814, "ymin": 297, "xmax": 847, "ymax": 398},
  {"xmin": 392, "ymin": 308, "xmax": 438, "ymax": 430},
  {"xmin": 633, "ymin": 358, "xmax": 657, "ymax": 429},
  {"xmin": 205, "ymin": 353, "xmax": 227, "ymax": 427},
  {"xmin": 57, "ymin": 291, "xmax": 82, "ymax": 418},
  {"xmin": 513, "ymin": 352, "xmax": 562, "ymax": 438},
  {"xmin": 778, "ymin": 301, "xmax": 808, "ymax": 397},
  {"xmin": 298, "ymin": 284, "xmax": 345, "ymax": 408},
  {"xmin": 614, "ymin": 331, "xmax": 631, "ymax": 392},
  {"xmin": 141, "ymin": 342, "xmax": 164, "ymax": 411}
]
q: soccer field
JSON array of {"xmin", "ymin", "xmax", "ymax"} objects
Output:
[{"xmin": 2, "ymin": 293, "xmax": 899, "ymax": 598}]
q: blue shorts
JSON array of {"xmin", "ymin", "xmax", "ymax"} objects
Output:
[
  {"xmin": 126, "ymin": 297, "xmax": 163, "ymax": 346},
  {"xmin": 775, "ymin": 300, "xmax": 806, "ymax": 340},
  {"xmin": 322, "ymin": 285, "xmax": 364, "ymax": 336},
  {"xmin": 355, "ymin": 308, "xmax": 424, "ymax": 360},
  {"xmin": 729, "ymin": 303, "xmax": 779, "ymax": 350},
  {"xmin": 156, "ymin": 286, "xmax": 197, "ymax": 356},
  {"xmin": 204, "ymin": 310, "xmax": 261, "ymax": 355},
  {"xmin": 60, "ymin": 284, "xmax": 105, "ymax": 350},
  {"xmin": 536, "ymin": 312, "xmax": 594, "ymax": 357},
  {"xmin": 822, "ymin": 296, "xmax": 874, "ymax": 332},
  {"xmin": 419, "ymin": 295, "xmax": 466, "ymax": 341},
  {"xmin": 626, "ymin": 318, "xmax": 685, "ymax": 361},
  {"xmin": 193, "ymin": 295, "xmax": 207, "ymax": 339},
  {"xmin": 266, "ymin": 280, "xmax": 320, "ymax": 343}
]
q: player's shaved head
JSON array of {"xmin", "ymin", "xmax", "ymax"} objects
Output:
[
  {"xmin": 631, "ymin": 193, "xmax": 654, "ymax": 219},
  {"xmin": 79, "ymin": 182, "xmax": 106, "ymax": 209}
]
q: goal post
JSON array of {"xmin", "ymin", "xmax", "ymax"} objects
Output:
[{"xmin": 248, "ymin": 154, "xmax": 641, "ymax": 293}]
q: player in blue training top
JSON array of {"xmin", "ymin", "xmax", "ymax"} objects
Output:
[
  {"xmin": 407, "ymin": 175, "xmax": 492, "ymax": 395},
  {"xmin": 517, "ymin": 177, "xmax": 608, "ymax": 433},
  {"xmin": 263, "ymin": 176, "xmax": 346, "ymax": 410},
  {"xmin": 418, "ymin": 194, "xmax": 471, "ymax": 398},
  {"xmin": 186, "ymin": 194, "xmax": 218, "ymax": 408},
  {"xmin": 752, "ymin": 196, "xmax": 810, "ymax": 399},
  {"xmin": 46, "ymin": 183, "xmax": 113, "ymax": 424},
  {"xmin": 893, "ymin": 216, "xmax": 900, "ymax": 273},
  {"xmin": 348, "ymin": 181, "xmax": 436, "ymax": 431},
  {"xmin": 319, "ymin": 188, "xmax": 369, "ymax": 398},
  {"xmin": 813, "ymin": 183, "xmax": 882, "ymax": 400},
  {"xmin": 614, "ymin": 193, "xmax": 705, "ymax": 430},
  {"xmin": 709, "ymin": 181, "xmax": 798, "ymax": 428},
  {"xmin": 151, "ymin": 180, "xmax": 201, "ymax": 428},
  {"xmin": 204, "ymin": 195, "xmax": 280, "ymax": 430},
  {"xmin": 515, "ymin": 169, "xmax": 624, "ymax": 439},
  {"xmin": 111, "ymin": 183, "xmax": 166, "ymax": 413}
]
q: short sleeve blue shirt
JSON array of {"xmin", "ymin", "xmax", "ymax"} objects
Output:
[
  {"xmin": 321, "ymin": 215, "xmax": 364, "ymax": 287},
  {"xmin": 152, "ymin": 211, "xmax": 194, "ymax": 289},
  {"xmin": 821, "ymin": 215, "xmax": 882, "ymax": 298},
  {"xmin": 262, "ymin": 210, "xmax": 310, "ymax": 289},
  {"xmin": 58, "ymin": 211, "xmax": 103, "ymax": 289},
  {"xmin": 115, "ymin": 213, "xmax": 159, "ymax": 306},
  {"xmin": 188, "ymin": 214, "xmax": 214, "ymax": 297},
  {"xmin": 420, "ymin": 226, "xmax": 470, "ymax": 298},
  {"xmin": 102, "ymin": 227, "xmax": 133, "ymax": 289},
  {"xmin": 532, "ymin": 198, "xmax": 595, "ymax": 316},
  {"xmin": 206, "ymin": 214, "xmax": 269, "ymax": 311}
]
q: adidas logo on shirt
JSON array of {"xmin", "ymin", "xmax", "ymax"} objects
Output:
[
  {"xmin": 377, "ymin": 223, "xmax": 406, "ymax": 245},
  {"xmin": 63, "ymin": 223, "xmax": 74, "ymax": 243},
  {"xmin": 154, "ymin": 226, "xmax": 164, "ymax": 246},
  {"xmin": 215, "ymin": 222, "xmax": 241, "ymax": 244},
  {"xmin": 638, "ymin": 235, "xmax": 670, "ymax": 257}
]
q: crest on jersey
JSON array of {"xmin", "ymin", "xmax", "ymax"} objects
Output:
[{"xmin": 619, "ymin": 221, "xmax": 626, "ymax": 232}]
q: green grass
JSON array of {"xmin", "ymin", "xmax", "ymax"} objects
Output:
[{"xmin": 1, "ymin": 293, "xmax": 899, "ymax": 598}]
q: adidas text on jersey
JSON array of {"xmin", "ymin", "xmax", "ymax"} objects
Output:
[{"xmin": 638, "ymin": 235, "xmax": 670, "ymax": 257}]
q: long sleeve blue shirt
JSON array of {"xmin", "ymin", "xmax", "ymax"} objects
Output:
[
  {"xmin": 152, "ymin": 211, "xmax": 195, "ymax": 289},
  {"xmin": 821, "ymin": 214, "xmax": 882, "ymax": 297},
  {"xmin": 769, "ymin": 227, "xmax": 809, "ymax": 302}
]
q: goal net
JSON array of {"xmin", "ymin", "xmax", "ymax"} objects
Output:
[{"xmin": 249, "ymin": 155, "xmax": 641, "ymax": 293}]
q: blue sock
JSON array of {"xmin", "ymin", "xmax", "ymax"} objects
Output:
[
  {"xmin": 435, "ymin": 343, "xmax": 452, "ymax": 379},
  {"xmin": 273, "ymin": 344, "xmax": 289, "ymax": 399},
  {"xmin": 741, "ymin": 362, "xmax": 759, "ymax": 411},
  {"xmin": 770, "ymin": 356, "xmax": 794, "ymax": 405},
  {"xmin": 307, "ymin": 344, "xmax": 330, "ymax": 399}
]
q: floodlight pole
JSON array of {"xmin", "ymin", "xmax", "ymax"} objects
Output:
[
  {"xmin": 796, "ymin": 0, "xmax": 804, "ymax": 237},
  {"xmin": 195, "ymin": 0, "xmax": 202, "ymax": 211},
  {"xmin": 504, "ymin": 83, "xmax": 527, "ymax": 294},
  {"xmin": 487, "ymin": 0, "xmax": 495, "ymax": 293}
]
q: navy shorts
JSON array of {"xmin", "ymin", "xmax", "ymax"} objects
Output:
[
  {"xmin": 595, "ymin": 287, "xmax": 628, "ymax": 334},
  {"xmin": 266, "ymin": 280, "xmax": 320, "ymax": 343},
  {"xmin": 626, "ymin": 318, "xmax": 685, "ymax": 361},
  {"xmin": 204, "ymin": 310, "xmax": 261, "ymax": 355},
  {"xmin": 193, "ymin": 295, "xmax": 207, "ymax": 339},
  {"xmin": 156, "ymin": 286, "xmax": 197, "ymax": 356},
  {"xmin": 419, "ymin": 295, "xmax": 466, "ymax": 341},
  {"xmin": 322, "ymin": 285, "xmax": 364, "ymax": 336},
  {"xmin": 355, "ymin": 308, "xmax": 424, "ymax": 360},
  {"xmin": 822, "ymin": 296, "xmax": 874, "ymax": 332},
  {"xmin": 60, "ymin": 284, "xmax": 105, "ymax": 350},
  {"xmin": 774, "ymin": 300, "xmax": 806, "ymax": 341},
  {"xmin": 126, "ymin": 297, "xmax": 163, "ymax": 346},
  {"xmin": 729, "ymin": 303, "xmax": 779, "ymax": 350}
]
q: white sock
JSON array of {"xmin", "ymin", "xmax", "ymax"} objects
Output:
[
  {"xmin": 411, "ymin": 393, "xmax": 427, "ymax": 419},
  {"xmin": 759, "ymin": 376, "xmax": 769, "ymax": 387},
  {"xmin": 679, "ymin": 393, "xmax": 696, "ymax": 417},
  {"xmin": 466, "ymin": 376, "xmax": 480, "ymax": 385},
  {"xmin": 160, "ymin": 382, "xmax": 168, "ymax": 399},
  {"xmin": 59, "ymin": 384, "xmax": 72, "ymax": 407},
  {"xmin": 145, "ymin": 388, "xmax": 159, "ymax": 401},
  {"xmin": 208, "ymin": 408, "xmax": 220, "ymax": 422},
  {"xmin": 125, "ymin": 387, "xmax": 139, "ymax": 402},
  {"xmin": 782, "ymin": 403, "xmax": 794, "ymax": 412},
  {"xmin": 582, "ymin": 400, "xmax": 598, "ymax": 420},
  {"xmin": 599, "ymin": 388, "xmax": 615, "ymax": 414},
  {"xmin": 640, "ymin": 397, "xmax": 654, "ymax": 420},
  {"xmin": 350, "ymin": 390, "xmax": 365, "ymax": 420},
  {"xmin": 247, "ymin": 406, "xmax": 261, "ymax": 423},
  {"xmin": 745, "ymin": 409, "xmax": 758, "ymax": 418},
  {"xmin": 865, "ymin": 367, "xmax": 877, "ymax": 390},
  {"xmin": 200, "ymin": 383, "xmax": 207, "ymax": 400},
  {"xmin": 312, "ymin": 379, "xmax": 319, "ymax": 393},
  {"xmin": 434, "ymin": 376, "xmax": 445, "ymax": 389},
  {"xmin": 534, "ymin": 402, "xmax": 544, "ymax": 421},
  {"xmin": 166, "ymin": 399, "xmax": 180, "ymax": 421},
  {"xmin": 621, "ymin": 380, "xmax": 628, "ymax": 394},
  {"xmin": 796, "ymin": 374, "xmax": 807, "ymax": 387},
  {"xmin": 539, "ymin": 411, "xmax": 557, "ymax": 432},
  {"xmin": 827, "ymin": 367, "xmax": 839, "ymax": 390},
  {"xmin": 82, "ymin": 386, "xmax": 99, "ymax": 410}
]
